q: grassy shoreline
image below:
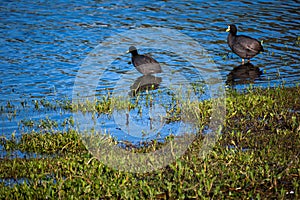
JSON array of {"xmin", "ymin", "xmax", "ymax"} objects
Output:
[{"xmin": 0, "ymin": 86, "xmax": 299, "ymax": 199}]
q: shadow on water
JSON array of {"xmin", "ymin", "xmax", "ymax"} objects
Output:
[
  {"xmin": 130, "ymin": 75, "xmax": 162, "ymax": 96},
  {"xmin": 226, "ymin": 63, "xmax": 263, "ymax": 86}
]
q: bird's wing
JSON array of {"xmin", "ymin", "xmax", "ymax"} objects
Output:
[
  {"xmin": 235, "ymin": 36, "xmax": 261, "ymax": 52},
  {"xmin": 134, "ymin": 55, "xmax": 159, "ymax": 67}
]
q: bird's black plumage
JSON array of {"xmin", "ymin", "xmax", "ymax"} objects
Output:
[
  {"xmin": 226, "ymin": 24, "xmax": 264, "ymax": 64},
  {"xmin": 127, "ymin": 46, "xmax": 162, "ymax": 75}
]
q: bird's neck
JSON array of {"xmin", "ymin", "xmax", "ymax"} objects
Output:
[
  {"xmin": 230, "ymin": 31, "xmax": 237, "ymax": 36},
  {"xmin": 131, "ymin": 50, "xmax": 138, "ymax": 56}
]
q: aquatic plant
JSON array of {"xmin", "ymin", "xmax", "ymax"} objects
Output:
[{"xmin": 0, "ymin": 86, "xmax": 299, "ymax": 199}]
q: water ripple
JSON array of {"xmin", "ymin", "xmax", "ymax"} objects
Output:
[{"xmin": 0, "ymin": 0, "xmax": 299, "ymax": 137}]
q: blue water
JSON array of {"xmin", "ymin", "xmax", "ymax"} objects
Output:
[{"xmin": 0, "ymin": 0, "xmax": 299, "ymax": 143}]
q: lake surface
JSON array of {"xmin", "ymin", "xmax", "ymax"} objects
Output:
[{"xmin": 0, "ymin": 0, "xmax": 299, "ymax": 143}]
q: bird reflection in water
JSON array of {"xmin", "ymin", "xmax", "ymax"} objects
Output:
[
  {"xmin": 128, "ymin": 75, "xmax": 163, "ymax": 131},
  {"xmin": 130, "ymin": 75, "xmax": 162, "ymax": 97},
  {"xmin": 226, "ymin": 63, "xmax": 262, "ymax": 86}
]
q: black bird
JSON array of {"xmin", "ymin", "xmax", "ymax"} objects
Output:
[
  {"xmin": 127, "ymin": 46, "xmax": 162, "ymax": 75},
  {"xmin": 226, "ymin": 24, "xmax": 264, "ymax": 64}
]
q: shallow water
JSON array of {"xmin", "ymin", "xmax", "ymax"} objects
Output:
[{"xmin": 0, "ymin": 0, "xmax": 299, "ymax": 143}]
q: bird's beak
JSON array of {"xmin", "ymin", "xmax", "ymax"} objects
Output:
[
  {"xmin": 126, "ymin": 50, "xmax": 130, "ymax": 54},
  {"xmin": 226, "ymin": 25, "xmax": 230, "ymax": 32}
]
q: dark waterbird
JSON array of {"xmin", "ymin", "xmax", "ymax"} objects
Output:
[
  {"xmin": 226, "ymin": 24, "xmax": 264, "ymax": 64},
  {"xmin": 127, "ymin": 46, "xmax": 162, "ymax": 75}
]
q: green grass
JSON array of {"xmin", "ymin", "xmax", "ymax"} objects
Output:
[{"xmin": 0, "ymin": 86, "xmax": 299, "ymax": 199}]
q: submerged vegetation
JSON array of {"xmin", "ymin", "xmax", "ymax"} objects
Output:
[{"xmin": 0, "ymin": 85, "xmax": 299, "ymax": 199}]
